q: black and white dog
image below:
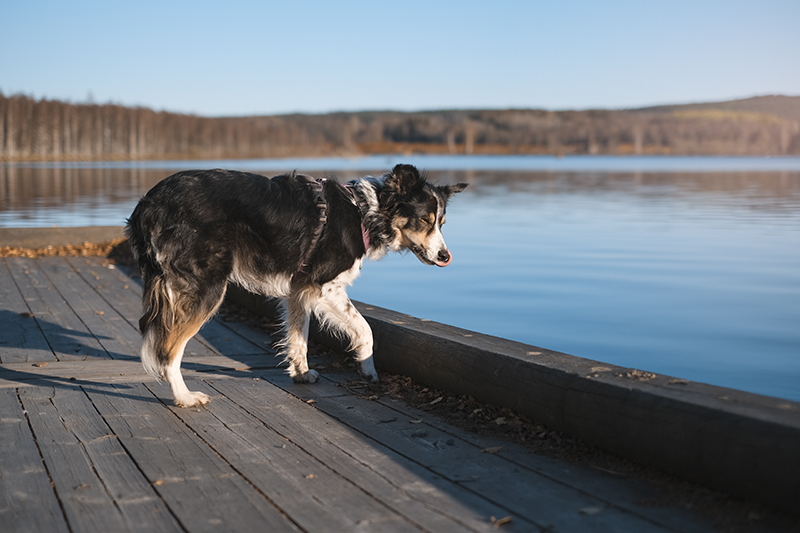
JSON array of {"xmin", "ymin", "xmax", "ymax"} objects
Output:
[{"xmin": 126, "ymin": 164, "xmax": 467, "ymax": 407}]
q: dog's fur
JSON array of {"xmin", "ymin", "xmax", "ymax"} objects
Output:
[{"xmin": 126, "ymin": 164, "xmax": 467, "ymax": 407}]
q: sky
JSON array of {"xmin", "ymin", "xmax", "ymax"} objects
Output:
[{"xmin": 1, "ymin": 0, "xmax": 799, "ymax": 117}]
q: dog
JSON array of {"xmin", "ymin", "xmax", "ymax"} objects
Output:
[{"xmin": 126, "ymin": 164, "xmax": 467, "ymax": 407}]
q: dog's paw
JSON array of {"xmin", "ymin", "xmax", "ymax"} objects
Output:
[
  {"xmin": 359, "ymin": 360, "xmax": 379, "ymax": 383},
  {"xmin": 175, "ymin": 391, "xmax": 211, "ymax": 408},
  {"xmin": 292, "ymin": 369, "xmax": 320, "ymax": 384},
  {"xmin": 359, "ymin": 367, "xmax": 379, "ymax": 384}
]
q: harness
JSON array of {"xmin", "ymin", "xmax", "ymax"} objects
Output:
[
  {"xmin": 342, "ymin": 183, "xmax": 371, "ymax": 253},
  {"xmin": 291, "ymin": 177, "xmax": 370, "ymax": 284}
]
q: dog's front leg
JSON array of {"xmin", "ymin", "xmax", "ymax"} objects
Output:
[
  {"xmin": 282, "ymin": 293, "xmax": 319, "ymax": 383},
  {"xmin": 316, "ymin": 285, "xmax": 378, "ymax": 383}
]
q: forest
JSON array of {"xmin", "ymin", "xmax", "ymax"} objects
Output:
[{"xmin": 1, "ymin": 92, "xmax": 799, "ymax": 161}]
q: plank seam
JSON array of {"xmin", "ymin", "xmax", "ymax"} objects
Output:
[
  {"xmin": 203, "ymin": 378, "xmax": 465, "ymax": 533},
  {"xmin": 40, "ymin": 257, "xmax": 116, "ymax": 359},
  {"xmin": 15, "ymin": 387, "xmax": 74, "ymax": 533},
  {"xmin": 258, "ymin": 375, "xmax": 553, "ymax": 531},
  {"xmin": 140, "ymin": 381, "xmax": 306, "ymax": 533},
  {"xmin": 2, "ymin": 258, "xmax": 58, "ymax": 361},
  {"xmin": 79, "ymin": 384, "xmax": 191, "ymax": 533},
  {"xmin": 67, "ymin": 258, "xmax": 141, "ymax": 333}
]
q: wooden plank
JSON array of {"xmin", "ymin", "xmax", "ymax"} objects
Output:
[
  {"xmin": 0, "ymin": 259, "xmax": 55, "ymax": 363},
  {"xmin": 208, "ymin": 375, "xmax": 540, "ymax": 532},
  {"xmin": 165, "ymin": 379, "xmax": 423, "ymax": 533},
  {"xmin": 37, "ymin": 257, "xmax": 140, "ymax": 360},
  {"xmin": 18, "ymin": 386, "xmax": 132, "ymax": 532},
  {"xmin": 211, "ymin": 313, "xmax": 278, "ymax": 356},
  {"xmin": 5, "ymin": 257, "xmax": 111, "ymax": 360},
  {"xmin": 19, "ymin": 386, "xmax": 182, "ymax": 533},
  {"xmin": 0, "ymin": 388, "xmax": 69, "ymax": 533},
  {"xmin": 82, "ymin": 381, "xmax": 301, "ymax": 533},
  {"xmin": 265, "ymin": 378, "xmax": 674, "ymax": 532}
]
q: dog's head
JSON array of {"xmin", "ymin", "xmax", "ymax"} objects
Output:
[{"xmin": 381, "ymin": 164, "xmax": 467, "ymax": 267}]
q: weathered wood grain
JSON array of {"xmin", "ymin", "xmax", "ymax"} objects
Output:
[
  {"xmin": 0, "ymin": 388, "xmax": 69, "ymax": 533},
  {"xmin": 19, "ymin": 386, "xmax": 132, "ymax": 532},
  {"xmin": 37, "ymin": 257, "xmax": 140, "ymax": 360},
  {"xmin": 0, "ymin": 258, "xmax": 55, "ymax": 363},
  {"xmin": 262, "ymin": 375, "xmax": 673, "ymax": 532},
  {"xmin": 166, "ymin": 379, "xmax": 427, "ymax": 533},
  {"xmin": 83, "ymin": 382, "xmax": 301, "ymax": 533},
  {"xmin": 19, "ymin": 386, "xmax": 182, "ymax": 533},
  {"xmin": 209, "ymin": 375, "xmax": 541, "ymax": 532},
  {"xmin": 5, "ymin": 257, "xmax": 111, "ymax": 360}
]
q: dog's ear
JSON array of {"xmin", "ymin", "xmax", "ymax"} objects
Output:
[
  {"xmin": 438, "ymin": 182, "xmax": 468, "ymax": 199},
  {"xmin": 385, "ymin": 164, "xmax": 423, "ymax": 196}
]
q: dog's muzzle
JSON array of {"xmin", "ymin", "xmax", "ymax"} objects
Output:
[{"xmin": 411, "ymin": 244, "xmax": 452, "ymax": 267}]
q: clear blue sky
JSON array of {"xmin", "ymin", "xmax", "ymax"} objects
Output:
[{"xmin": 1, "ymin": 0, "xmax": 798, "ymax": 116}]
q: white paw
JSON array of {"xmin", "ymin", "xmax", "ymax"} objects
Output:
[
  {"xmin": 292, "ymin": 369, "xmax": 320, "ymax": 384},
  {"xmin": 359, "ymin": 360, "xmax": 379, "ymax": 383},
  {"xmin": 362, "ymin": 370, "xmax": 380, "ymax": 384},
  {"xmin": 175, "ymin": 391, "xmax": 211, "ymax": 408}
]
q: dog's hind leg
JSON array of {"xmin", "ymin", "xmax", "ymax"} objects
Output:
[
  {"xmin": 163, "ymin": 316, "xmax": 213, "ymax": 407},
  {"xmin": 314, "ymin": 284, "xmax": 378, "ymax": 383},
  {"xmin": 281, "ymin": 290, "xmax": 319, "ymax": 383},
  {"xmin": 142, "ymin": 277, "xmax": 227, "ymax": 407}
]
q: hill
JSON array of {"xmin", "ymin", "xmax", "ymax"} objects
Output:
[
  {"xmin": 2, "ymin": 93, "xmax": 799, "ymax": 161},
  {"xmin": 634, "ymin": 95, "xmax": 800, "ymax": 121}
]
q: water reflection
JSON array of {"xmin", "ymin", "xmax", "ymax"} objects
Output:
[{"xmin": 2, "ymin": 165, "xmax": 800, "ymax": 227}]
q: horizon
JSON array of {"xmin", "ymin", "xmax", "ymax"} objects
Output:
[
  {"xmin": 2, "ymin": 1, "xmax": 799, "ymax": 117},
  {"xmin": 3, "ymin": 91, "xmax": 797, "ymax": 120}
]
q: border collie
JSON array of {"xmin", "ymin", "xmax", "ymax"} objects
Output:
[{"xmin": 126, "ymin": 164, "xmax": 467, "ymax": 407}]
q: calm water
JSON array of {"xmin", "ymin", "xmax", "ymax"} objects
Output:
[{"xmin": 2, "ymin": 156, "xmax": 800, "ymax": 402}]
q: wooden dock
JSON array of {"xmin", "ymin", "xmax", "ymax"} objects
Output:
[{"xmin": 0, "ymin": 253, "xmax": 795, "ymax": 532}]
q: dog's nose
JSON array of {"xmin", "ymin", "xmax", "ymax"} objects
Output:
[{"xmin": 434, "ymin": 249, "xmax": 452, "ymax": 267}]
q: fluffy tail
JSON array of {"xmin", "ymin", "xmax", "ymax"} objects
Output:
[
  {"xmin": 138, "ymin": 273, "xmax": 173, "ymax": 380},
  {"xmin": 126, "ymin": 218, "xmax": 172, "ymax": 380}
]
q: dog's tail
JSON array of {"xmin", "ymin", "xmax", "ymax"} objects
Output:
[
  {"xmin": 126, "ymin": 217, "xmax": 172, "ymax": 380},
  {"xmin": 139, "ymin": 271, "xmax": 174, "ymax": 380}
]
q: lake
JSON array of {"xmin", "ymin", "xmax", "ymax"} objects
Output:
[{"xmin": 2, "ymin": 155, "xmax": 800, "ymax": 402}]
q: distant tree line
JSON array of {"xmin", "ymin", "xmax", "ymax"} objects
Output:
[{"xmin": 2, "ymin": 92, "xmax": 799, "ymax": 161}]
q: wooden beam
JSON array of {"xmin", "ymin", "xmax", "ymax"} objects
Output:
[{"xmin": 226, "ymin": 286, "xmax": 800, "ymax": 515}]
